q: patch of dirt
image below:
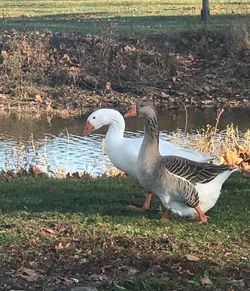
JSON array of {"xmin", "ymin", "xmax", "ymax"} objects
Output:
[
  {"xmin": 0, "ymin": 236, "xmax": 249, "ymax": 290},
  {"xmin": 0, "ymin": 27, "xmax": 249, "ymax": 117}
]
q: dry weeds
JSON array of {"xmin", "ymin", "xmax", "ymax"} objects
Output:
[{"xmin": 0, "ymin": 25, "xmax": 249, "ymax": 116}]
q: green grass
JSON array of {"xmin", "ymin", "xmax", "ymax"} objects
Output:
[
  {"xmin": 0, "ymin": 173, "xmax": 249, "ymax": 289},
  {"xmin": 1, "ymin": 0, "xmax": 248, "ymax": 18},
  {"xmin": 0, "ymin": 0, "xmax": 249, "ymax": 34}
]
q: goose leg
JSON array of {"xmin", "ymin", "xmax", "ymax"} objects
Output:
[
  {"xmin": 195, "ymin": 205, "xmax": 208, "ymax": 223},
  {"xmin": 161, "ymin": 207, "xmax": 169, "ymax": 220},
  {"xmin": 143, "ymin": 191, "xmax": 152, "ymax": 209}
]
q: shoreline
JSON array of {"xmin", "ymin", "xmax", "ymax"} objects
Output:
[
  {"xmin": 0, "ymin": 28, "xmax": 249, "ymax": 118},
  {"xmin": 0, "ymin": 89, "xmax": 249, "ymax": 119}
]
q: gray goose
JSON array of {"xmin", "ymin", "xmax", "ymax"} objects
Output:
[{"xmin": 125, "ymin": 103, "xmax": 239, "ymax": 222}]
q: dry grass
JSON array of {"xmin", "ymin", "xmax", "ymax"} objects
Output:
[
  {"xmin": 168, "ymin": 122, "xmax": 250, "ymax": 172},
  {"xmin": 1, "ymin": 23, "xmax": 248, "ymax": 96},
  {"xmin": 224, "ymin": 23, "xmax": 250, "ymax": 56},
  {"xmin": 0, "ymin": 24, "xmax": 249, "ymax": 116},
  {"xmin": 0, "ymin": 28, "xmax": 176, "ymax": 99}
]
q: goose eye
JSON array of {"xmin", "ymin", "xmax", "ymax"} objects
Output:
[{"xmin": 93, "ymin": 116, "xmax": 96, "ymax": 119}]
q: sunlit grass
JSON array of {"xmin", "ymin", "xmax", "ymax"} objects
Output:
[
  {"xmin": 0, "ymin": 174, "xmax": 249, "ymax": 288},
  {"xmin": 0, "ymin": 0, "xmax": 248, "ymax": 18},
  {"xmin": 0, "ymin": 174, "xmax": 249, "ymax": 252},
  {"xmin": 0, "ymin": 0, "xmax": 249, "ymax": 34}
]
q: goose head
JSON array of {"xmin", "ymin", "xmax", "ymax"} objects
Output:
[
  {"xmin": 125, "ymin": 102, "xmax": 157, "ymax": 119},
  {"xmin": 83, "ymin": 108, "xmax": 125, "ymax": 135}
]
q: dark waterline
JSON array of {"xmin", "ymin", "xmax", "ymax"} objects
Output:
[{"xmin": 0, "ymin": 107, "xmax": 249, "ymax": 140}]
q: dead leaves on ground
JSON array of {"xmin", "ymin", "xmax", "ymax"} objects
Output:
[
  {"xmin": 200, "ymin": 274, "xmax": 213, "ymax": 285},
  {"xmin": 184, "ymin": 254, "xmax": 200, "ymax": 262},
  {"xmin": 220, "ymin": 145, "xmax": 250, "ymax": 173},
  {"xmin": 21, "ymin": 222, "xmax": 78, "ymax": 242},
  {"xmin": 2, "ymin": 234, "xmax": 248, "ymax": 290},
  {"xmin": 13, "ymin": 267, "xmax": 80, "ymax": 287},
  {"xmin": 54, "ymin": 241, "xmax": 71, "ymax": 251},
  {"xmin": 17, "ymin": 267, "xmax": 39, "ymax": 282},
  {"xmin": 0, "ymin": 29, "xmax": 249, "ymax": 116},
  {"xmin": 35, "ymin": 94, "xmax": 43, "ymax": 103},
  {"xmin": 107, "ymin": 168, "xmax": 126, "ymax": 177},
  {"xmin": 219, "ymin": 126, "xmax": 250, "ymax": 174},
  {"xmin": 0, "ymin": 166, "xmax": 126, "ymax": 181},
  {"xmin": 0, "ymin": 165, "xmax": 44, "ymax": 181}
]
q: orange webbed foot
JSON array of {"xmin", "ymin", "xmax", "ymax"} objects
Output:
[
  {"xmin": 197, "ymin": 215, "xmax": 208, "ymax": 224},
  {"xmin": 161, "ymin": 208, "xmax": 170, "ymax": 221},
  {"xmin": 195, "ymin": 204, "xmax": 208, "ymax": 224}
]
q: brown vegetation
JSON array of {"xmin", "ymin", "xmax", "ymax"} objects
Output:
[{"xmin": 0, "ymin": 25, "xmax": 249, "ymax": 116}]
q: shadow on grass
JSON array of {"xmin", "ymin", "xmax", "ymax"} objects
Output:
[
  {"xmin": 0, "ymin": 176, "xmax": 148, "ymax": 216},
  {"xmin": 1, "ymin": 227, "xmax": 249, "ymax": 290},
  {"xmin": 0, "ymin": 13, "xmax": 249, "ymax": 35},
  {"xmin": 0, "ymin": 174, "xmax": 249, "ymax": 223},
  {"xmin": 0, "ymin": 174, "xmax": 249, "ymax": 289}
]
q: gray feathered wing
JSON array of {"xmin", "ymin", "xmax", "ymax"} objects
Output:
[
  {"xmin": 162, "ymin": 156, "xmax": 232, "ymax": 184},
  {"xmin": 160, "ymin": 156, "xmax": 232, "ymax": 208}
]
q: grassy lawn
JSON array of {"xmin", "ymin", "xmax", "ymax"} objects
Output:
[
  {"xmin": 0, "ymin": 0, "xmax": 249, "ymax": 34},
  {"xmin": 0, "ymin": 173, "xmax": 249, "ymax": 289}
]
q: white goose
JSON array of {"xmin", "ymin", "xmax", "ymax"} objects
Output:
[
  {"xmin": 83, "ymin": 108, "xmax": 214, "ymax": 209},
  {"xmin": 125, "ymin": 103, "xmax": 239, "ymax": 222}
]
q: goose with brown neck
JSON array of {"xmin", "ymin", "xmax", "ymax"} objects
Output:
[{"xmin": 125, "ymin": 103, "xmax": 239, "ymax": 222}]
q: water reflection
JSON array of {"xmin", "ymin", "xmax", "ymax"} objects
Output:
[
  {"xmin": 0, "ymin": 107, "xmax": 249, "ymax": 175},
  {"xmin": 0, "ymin": 132, "xmax": 112, "ymax": 176}
]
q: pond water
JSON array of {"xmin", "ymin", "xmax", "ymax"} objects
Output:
[{"xmin": 0, "ymin": 107, "xmax": 249, "ymax": 175}]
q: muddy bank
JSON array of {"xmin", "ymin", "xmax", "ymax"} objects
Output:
[{"xmin": 0, "ymin": 27, "xmax": 249, "ymax": 117}]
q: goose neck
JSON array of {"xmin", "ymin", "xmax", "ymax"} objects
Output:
[
  {"xmin": 142, "ymin": 115, "xmax": 160, "ymax": 154},
  {"xmin": 106, "ymin": 116, "xmax": 125, "ymax": 141}
]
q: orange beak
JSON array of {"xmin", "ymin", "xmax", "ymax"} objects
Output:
[
  {"xmin": 124, "ymin": 103, "xmax": 137, "ymax": 118},
  {"xmin": 83, "ymin": 121, "xmax": 95, "ymax": 135}
]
